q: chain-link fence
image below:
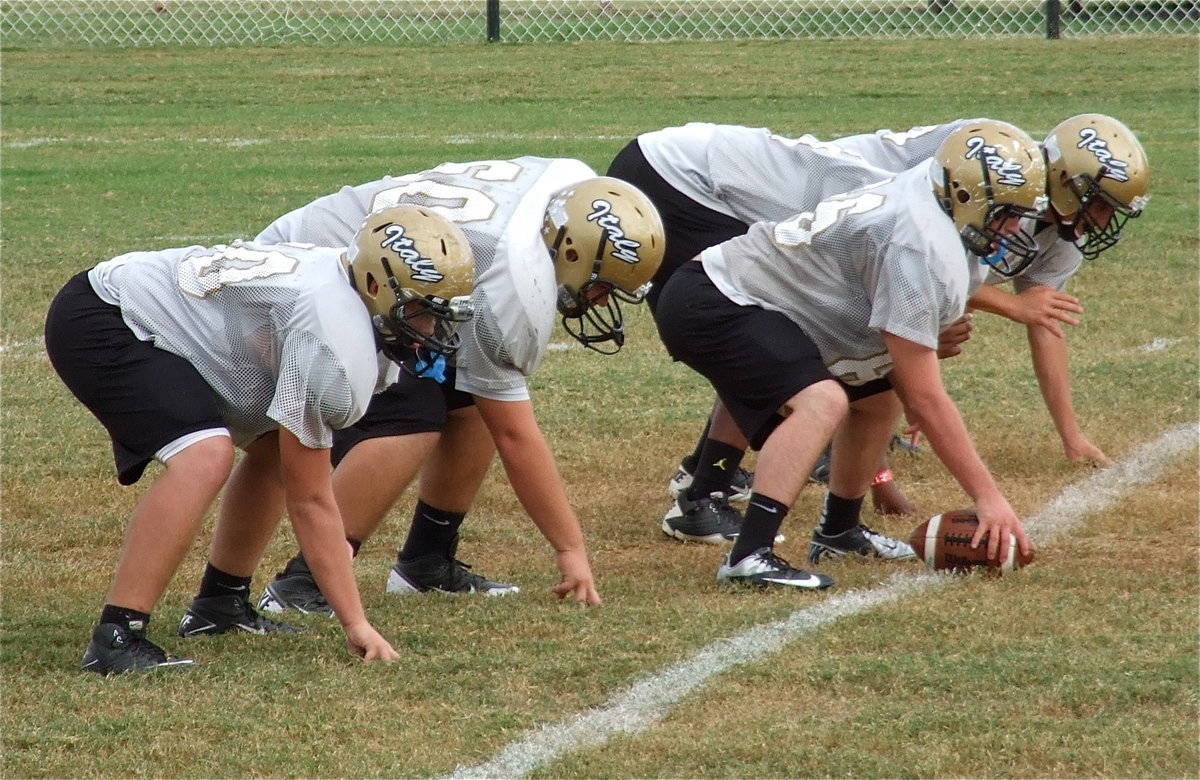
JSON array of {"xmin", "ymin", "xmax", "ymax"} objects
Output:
[{"xmin": 2, "ymin": 0, "xmax": 1196, "ymax": 46}]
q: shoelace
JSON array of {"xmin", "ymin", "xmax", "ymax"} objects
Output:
[
  {"xmin": 858, "ymin": 525, "xmax": 896, "ymax": 546},
  {"xmin": 238, "ymin": 598, "xmax": 296, "ymax": 630},
  {"xmin": 446, "ymin": 559, "xmax": 489, "ymax": 589},
  {"xmin": 759, "ymin": 550, "xmax": 799, "ymax": 573},
  {"xmin": 702, "ymin": 493, "xmax": 743, "ymax": 525},
  {"xmin": 127, "ymin": 634, "xmax": 170, "ymax": 664}
]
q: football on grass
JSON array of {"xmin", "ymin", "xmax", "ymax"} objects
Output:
[{"xmin": 909, "ymin": 509, "xmax": 1034, "ymax": 574}]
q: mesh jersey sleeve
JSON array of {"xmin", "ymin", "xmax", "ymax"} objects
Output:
[
  {"xmin": 867, "ymin": 242, "xmax": 947, "ymax": 351},
  {"xmin": 453, "ymin": 285, "xmax": 532, "ymax": 401},
  {"xmin": 268, "ymin": 326, "xmax": 360, "ymax": 450}
]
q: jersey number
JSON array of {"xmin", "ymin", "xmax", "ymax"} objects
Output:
[
  {"xmin": 369, "ymin": 160, "xmax": 522, "ymax": 224},
  {"xmin": 177, "ymin": 245, "xmax": 299, "ymax": 298},
  {"xmin": 773, "ymin": 191, "xmax": 886, "ymax": 247}
]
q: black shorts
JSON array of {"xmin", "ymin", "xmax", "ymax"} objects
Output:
[
  {"xmin": 330, "ymin": 367, "xmax": 475, "ymax": 466},
  {"xmin": 655, "ymin": 262, "xmax": 891, "ymax": 450},
  {"xmin": 606, "ymin": 139, "xmax": 750, "ymax": 312},
  {"xmin": 44, "ymin": 272, "xmax": 226, "ymax": 485}
]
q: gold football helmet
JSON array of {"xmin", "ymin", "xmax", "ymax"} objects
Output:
[
  {"xmin": 343, "ymin": 204, "xmax": 475, "ymax": 358},
  {"xmin": 541, "ymin": 177, "xmax": 665, "ymax": 353},
  {"xmin": 932, "ymin": 119, "xmax": 1048, "ymax": 277},
  {"xmin": 1043, "ymin": 113, "xmax": 1149, "ymax": 259}
]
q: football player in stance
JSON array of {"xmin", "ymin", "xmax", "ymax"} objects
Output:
[
  {"xmin": 255, "ymin": 160, "xmax": 664, "ymax": 612},
  {"xmin": 45, "ymin": 205, "xmax": 475, "ymax": 673},
  {"xmin": 651, "ymin": 120, "xmax": 1043, "ymax": 588},
  {"xmin": 606, "ymin": 120, "xmax": 956, "ymax": 546},
  {"xmin": 610, "ymin": 113, "xmax": 1149, "ymax": 559},
  {"xmin": 964, "ymin": 113, "xmax": 1149, "ymax": 468}
]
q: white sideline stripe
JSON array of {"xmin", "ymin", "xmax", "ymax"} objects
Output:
[{"xmin": 446, "ymin": 421, "xmax": 1199, "ymax": 780}]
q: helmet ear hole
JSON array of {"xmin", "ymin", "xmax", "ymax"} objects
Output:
[
  {"xmin": 956, "ymin": 189, "xmax": 970, "ymax": 205},
  {"xmin": 366, "ymin": 272, "xmax": 380, "ymax": 297},
  {"xmin": 564, "ymin": 248, "xmax": 580, "ymax": 263}
]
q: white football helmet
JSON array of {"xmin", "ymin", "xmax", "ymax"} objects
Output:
[
  {"xmin": 343, "ymin": 204, "xmax": 475, "ymax": 360},
  {"xmin": 1043, "ymin": 113, "xmax": 1150, "ymax": 259},
  {"xmin": 542, "ymin": 177, "xmax": 665, "ymax": 353},
  {"xmin": 932, "ymin": 119, "xmax": 1049, "ymax": 277}
]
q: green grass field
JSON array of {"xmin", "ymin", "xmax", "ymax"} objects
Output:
[{"xmin": 2, "ymin": 37, "xmax": 1197, "ymax": 778}]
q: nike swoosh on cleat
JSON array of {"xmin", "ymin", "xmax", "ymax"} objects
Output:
[
  {"xmin": 763, "ymin": 575, "xmax": 824, "ymax": 587},
  {"xmin": 186, "ymin": 624, "xmax": 218, "ymax": 634}
]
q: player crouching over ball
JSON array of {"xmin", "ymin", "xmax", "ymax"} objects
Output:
[
  {"xmin": 910, "ymin": 509, "xmax": 1036, "ymax": 574},
  {"xmin": 653, "ymin": 119, "xmax": 1041, "ymax": 589}
]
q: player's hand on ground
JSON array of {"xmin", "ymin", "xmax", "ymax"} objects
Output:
[
  {"xmin": 1013, "ymin": 286, "xmax": 1083, "ymax": 338},
  {"xmin": 343, "ymin": 621, "xmax": 400, "ymax": 663},
  {"xmin": 552, "ymin": 549, "xmax": 602, "ymax": 606},
  {"xmin": 971, "ymin": 495, "xmax": 1034, "ymax": 563},
  {"xmin": 936, "ymin": 313, "xmax": 975, "ymax": 359},
  {"xmin": 1063, "ymin": 435, "xmax": 1112, "ymax": 468},
  {"xmin": 871, "ymin": 478, "xmax": 918, "ymax": 516}
]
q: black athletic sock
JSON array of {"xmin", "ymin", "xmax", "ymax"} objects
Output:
[
  {"xmin": 196, "ymin": 563, "xmax": 252, "ymax": 600},
  {"xmin": 728, "ymin": 492, "xmax": 789, "ymax": 564},
  {"xmin": 686, "ymin": 439, "xmax": 746, "ymax": 501},
  {"xmin": 817, "ymin": 492, "xmax": 864, "ymax": 537},
  {"xmin": 99, "ymin": 604, "xmax": 152, "ymax": 633},
  {"xmin": 686, "ymin": 418, "xmax": 714, "ymax": 465},
  {"xmin": 399, "ymin": 500, "xmax": 466, "ymax": 562}
]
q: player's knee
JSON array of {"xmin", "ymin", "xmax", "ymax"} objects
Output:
[
  {"xmin": 159, "ymin": 429, "xmax": 234, "ymax": 488},
  {"xmin": 783, "ymin": 379, "xmax": 849, "ymax": 426}
]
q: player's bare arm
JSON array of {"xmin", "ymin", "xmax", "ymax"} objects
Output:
[
  {"xmin": 882, "ymin": 331, "xmax": 1032, "ymax": 562},
  {"xmin": 969, "ymin": 283, "xmax": 1082, "ymax": 339},
  {"xmin": 1026, "ymin": 324, "xmax": 1112, "ymax": 467},
  {"xmin": 278, "ymin": 429, "xmax": 399, "ymax": 662},
  {"xmin": 473, "ymin": 395, "xmax": 601, "ymax": 606}
]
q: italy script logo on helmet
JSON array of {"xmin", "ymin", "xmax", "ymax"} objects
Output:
[
  {"xmin": 379, "ymin": 223, "xmax": 445, "ymax": 283},
  {"xmin": 964, "ymin": 135, "xmax": 1028, "ymax": 187},
  {"xmin": 586, "ymin": 199, "xmax": 642, "ymax": 265},
  {"xmin": 1076, "ymin": 128, "xmax": 1130, "ymax": 183}
]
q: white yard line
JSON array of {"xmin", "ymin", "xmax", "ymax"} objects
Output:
[
  {"xmin": 3, "ymin": 132, "xmax": 626, "ymax": 149},
  {"xmin": 446, "ymin": 421, "xmax": 1199, "ymax": 779}
]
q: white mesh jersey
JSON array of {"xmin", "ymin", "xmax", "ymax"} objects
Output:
[
  {"xmin": 87, "ymin": 241, "xmax": 384, "ymax": 449},
  {"xmin": 640, "ymin": 121, "xmax": 1082, "ymax": 298},
  {"xmin": 638, "ymin": 122, "xmax": 900, "ymax": 224},
  {"xmin": 256, "ymin": 157, "xmax": 596, "ymax": 401},
  {"xmin": 702, "ymin": 163, "xmax": 970, "ymax": 386},
  {"xmin": 826, "ymin": 119, "xmax": 977, "ymax": 170}
]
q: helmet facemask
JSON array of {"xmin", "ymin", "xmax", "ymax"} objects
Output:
[
  {"xmin": 379, "ymin": 286, "xmax": 473, "ymax": 359},
  {"xmin": 1061, "ymin": 173, "xmax": 1147, "ymax": 260},
  {"xmin": 962, "ymin": 202, "xmax": 1044, "ymax": 279}
]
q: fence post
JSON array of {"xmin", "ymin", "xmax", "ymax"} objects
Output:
[
  {"xmin": 1045, "ymin": 0, "xmax": 1062, "ymax": 38},
  {"xmin": 487, "ymin": 0, "xmax": 501, "ymax": 41}
]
